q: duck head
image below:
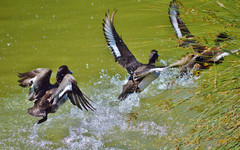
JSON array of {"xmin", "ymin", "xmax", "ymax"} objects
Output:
[
  {"xmin": 148, "ymin": 50, "xmax": 160, "ymax": 65},
  {"xmin": 56, "ymin": 65, "xmax": 73, "ymax": 84}
]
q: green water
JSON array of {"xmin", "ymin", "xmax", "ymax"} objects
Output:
[{"xmin": 0, "ymin": 0, "xmax": 239, "ymax": 149}]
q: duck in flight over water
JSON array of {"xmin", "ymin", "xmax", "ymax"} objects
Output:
[
  {"xmin": 18, "ymin": 65, "xmax": 95, "ymax": 124},
  {"xmin": 103, "ymin": 10, "xmax": 168, "ymax": 100},
  {"xmin": 168, "ymin": 0, "xmax": 239, "ymax": 76}
]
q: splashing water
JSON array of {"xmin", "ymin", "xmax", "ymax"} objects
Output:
[
  {"xmin": 1, "ymin": 67, "xmax": 198, "ymax": 149},
  {"xmin": 60, "ymin": 69, "xmax": 196, "ymax": 149}
]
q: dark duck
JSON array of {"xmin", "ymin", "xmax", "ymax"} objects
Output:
[
  {"xmin": 103, "ymin": 10, "xmax": 167, "ymax": 100},
  {"xmin": 168, "ymin": 0, "xmax": 238, "ymax": 76},
  {"xmin": 18, "ymin": 65, "xmax": 95, "ymax": 124}
]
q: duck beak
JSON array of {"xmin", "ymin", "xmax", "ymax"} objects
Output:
[
  {"xmin": 69, "ymin": 70, "xmax": 73, "ymax": 74},
  {"xmin": 157, "ymin": 54, "xmax": 160, "ymax": 62},
  {"xmin": 156, "ymin": 54, "xmax": 160, "ymax": 61}
]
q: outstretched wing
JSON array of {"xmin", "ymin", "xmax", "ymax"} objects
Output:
[
  {"xmin": 52, "ymin": 74, "xmax": 95, "ymax": 111},
  {"xmin": 168, "ymin": 53, "xmax": 195, "ymax": 68},
  {"xmin": 133, "ymin": 66, "xmax": 167, "ymax": 81},
  {"xmin": 103, "ymin": 10, "xmax": 142, "ymax": 75},
  {"xmin": 18, "ymin": 68, "xmax": 52, "ymax": 100},
  {"xmin": 169, "ymin": 0, "xmax": 193, "ymax": 39},
  {"xmin": 169, "ymin": 0, "xmax": 207, "ymax": 53}
]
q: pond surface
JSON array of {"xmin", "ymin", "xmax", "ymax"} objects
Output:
[{"xmin": 0, "ymin": 0, "xmax": 239, "ymax": 149}]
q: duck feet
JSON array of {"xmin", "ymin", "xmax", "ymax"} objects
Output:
[{"xmin": 37, "ymin": 116, "xmax": 48, "ymax": 124}]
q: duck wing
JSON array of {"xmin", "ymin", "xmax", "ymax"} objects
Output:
[
  {"xmin": 169, "ymin": 0, "xmax": 193, "ymax": 39},
  {"xmin": 133, "ymin": 66, "xmax": 167, "ymax": 81},
  {"xmin": 103, "ymin": 10, "xmax": 142, "ymax": 75},
  {"xmin": 52, "ymin": 74, "xmax": 95, "ymax": 111},
  {"xmin": 169, "ymin": 0, "xmax": 207, "ymax": 53},
  {"xmin": 18, "ymin": 68, "xmax": 52, "ymax": 101},
  {"xmin": 168, "ymin": 53, "xmax": 195, "ymax": 68}
]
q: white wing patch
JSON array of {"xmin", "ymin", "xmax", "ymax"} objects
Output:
[
  {"xmin": 134, "ymin": 68, "xmax": 167, "ymax": 81},
  {"xmin": 104, "ymin": 17, "xmax": 121, "ymax": 58},
  {"xmin": 214, "ymin": 49, "xmax": 240, "ymax": 61},
  {"xmin": 59, "ymin": 84, "xmax": 72, "ymax": 98},
  {"xmin": 149, "ymin": 68, "xmax": 167, "ymax": 72},
  {"xmin": 169, "ymin": 10, "xmax": 183, "ymax": 38},
  {"xmin": 169, "ymin": 3, "xmax": 183, "ymax": 38},
  {"xmin": 30, "ymin": 75, "xmax": 38, "ymax": 87},
  {"xmin": 214, "ymin": 52, "xmax": 229, "ymax": 61}
]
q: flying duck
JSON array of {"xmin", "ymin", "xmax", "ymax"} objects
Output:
[
  {"xmin": 103, "ymin": 10, "xmax": 167, "ymax": 100},
  {"xmin": 168, "ymin": 0, "xmax": 237, "ymax": 75},
  {"xmin": 18, "ymin": 65, "xmax": 95, "ymax": 124}
]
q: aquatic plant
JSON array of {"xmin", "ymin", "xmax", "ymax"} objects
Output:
[{"xmin": 162, "ymin": 0, "xmax": 240, "ymax": 149}]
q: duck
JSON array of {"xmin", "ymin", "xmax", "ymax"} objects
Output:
[
  {"xmin": 18, "ymin": 65, "xmax": 95, "ymax": 124},
  {"xmin": 103, "ymin": 10, "xmax": 167, "ymax": 100},
  {"xmin": 168, "ymin": 0, "xmax": 237, "ymax": 76}
]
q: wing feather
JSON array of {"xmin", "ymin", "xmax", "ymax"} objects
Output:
[
  {"xmin": 103, "ymin": 10, "xmax": 142, "ymax": 74},
  {"xmin": 133, "ymin": 66, "xmax": 167, "ymax": 81},
  {"xmin": 52, "ymin": 74, "xmax": 95, "ymax": 111},
  {"xmin": 169, "ymin": 0, "xmax": 193, "ymax": 39},
  {"xmin": 18, "ymin": 68, "xmax": 52, "ymax": 100}
]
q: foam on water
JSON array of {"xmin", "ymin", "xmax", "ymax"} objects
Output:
[
  {"xmin": 58, "ymin": 69, "xmax": 195, "ymax": 149},
  {"xmin": 1, "ymin": 67, "xmax": 198, "ymax": 149},
  {"xmin": 60, "ymin": 70, "xmax": 141, "ymax": 149}
]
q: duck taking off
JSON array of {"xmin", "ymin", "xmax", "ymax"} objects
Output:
[
  {"xmin": 168, "ymin": 0, "xmax": 238, "ymax": 75},
  {"xmin": 103, "ymin": 10, "xmax": 167, "ymax": 100},
  {"xmin": 18, "ymin": 65, "xmax": 95, "ymax": 124}
]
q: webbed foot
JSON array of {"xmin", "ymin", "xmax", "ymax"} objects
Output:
[{"xmin": 37, "ymin": 116, "xmax": 48, "ymax": 124}]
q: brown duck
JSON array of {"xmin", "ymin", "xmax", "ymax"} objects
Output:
[
  {"xmin": 18, "ymin": 65, "xmax": 95, "ymax": 124},
  {"xmin": 168, "ymin": 0, "xmax": 238, "ymax": 76},
  {"xmin": 103, "ymin": 10, "xmax": 167, "ymax": 100}
]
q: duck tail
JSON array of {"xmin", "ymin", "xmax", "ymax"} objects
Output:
[{"xmin": 28, "ymin": 106, "xmax": 47, "ymax": 117}]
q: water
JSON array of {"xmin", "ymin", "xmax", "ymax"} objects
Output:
[
  {"xmin": 1, "ymin": 0, "xmax": 239, "ymax": 149},
  {"xmin": 0, "ymin": 68, "xmax": 197, "ymax": 149}
]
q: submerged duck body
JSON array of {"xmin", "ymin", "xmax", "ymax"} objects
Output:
[
  {"xmin": 18, "ymin": 65, "xmax": 94, "ymax": 124},
  {"xmin": 103, "ymin": 10, "xmax": 167, "ymax": 100}
]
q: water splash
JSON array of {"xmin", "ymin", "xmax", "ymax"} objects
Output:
[
  {"xmin": 62, "ymin": 70, "xmax": 141, "ymax": 149},
  {"xmin": 59, "ymin": 69, "xmax": 182, "ymax": 149},
  {"xmin": 2, "ymin": 68, "xmax": 197, "ymax": 149}
]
